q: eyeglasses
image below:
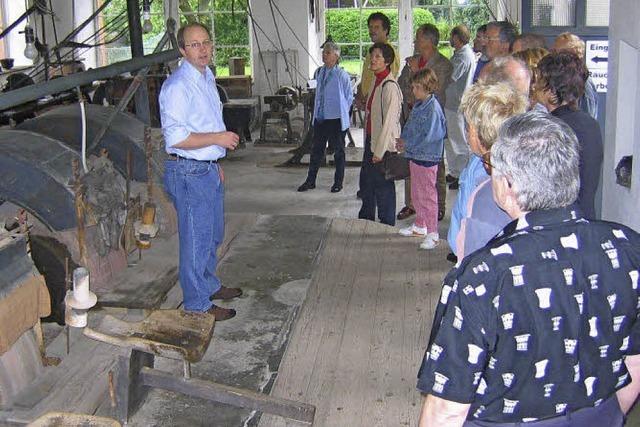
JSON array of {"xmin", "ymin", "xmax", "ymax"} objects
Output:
[
  {"xmin": 481, "ymin": 156, "xmax": 494, "ymax": 175},
  {"xmin": 184, "ymin": 40, "xmax": 213, "ymax": 49},
  {"xmin": 482, "ymin": 156, "xmax": 512, "ymax": 187},
  {"xmin": 486, "ymin": 37, "xmax": 502, "ymax": 42}
]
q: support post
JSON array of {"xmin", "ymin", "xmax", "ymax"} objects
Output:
[
  {"xmin": 398, "ymin": 0, "xmax": 414, "ymax": 64},
  {"xmin": 127, "ymin": 0, "xmax": 151, "ymax": 125},
  {"xmin": 114, "ymin": 349, "xmax": 154, "ymax": 424}
]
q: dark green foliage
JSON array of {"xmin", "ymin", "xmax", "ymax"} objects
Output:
[{"xmin": 326, "ymin": 2, "xmax": 492, "ymax": 60}]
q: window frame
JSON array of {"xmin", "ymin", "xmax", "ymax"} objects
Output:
[{"xmin": 522, "ymin": 0, "xmax": 609, "ymax": 37}]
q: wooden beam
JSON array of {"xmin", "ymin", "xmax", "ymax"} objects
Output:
[{"xmin": 140, "ymin": 367, "xmax": 316, "ymax": 424}]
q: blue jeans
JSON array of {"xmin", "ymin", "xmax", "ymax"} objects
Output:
[{"xmin": 164, "ymin": 158, "xmax": 224, "ymax": 312}]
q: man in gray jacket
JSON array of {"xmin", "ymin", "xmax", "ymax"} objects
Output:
[{"xmin": 444, "ymin": 25, "xmax": 476, "ymax": 190}]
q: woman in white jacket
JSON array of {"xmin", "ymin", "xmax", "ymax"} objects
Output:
[{"xmin": 357, "ymin": 42, "xmax": 403, "ymax": 226}]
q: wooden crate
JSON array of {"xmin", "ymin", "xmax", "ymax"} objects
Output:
[{"xmin": 216, "ymin": 75, "xmax": 252, "ymax": 99}]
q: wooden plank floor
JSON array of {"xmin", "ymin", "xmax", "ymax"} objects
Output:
[{"xmin": 259, "ymin": 218, "xmax": 452, "ymax": 427}]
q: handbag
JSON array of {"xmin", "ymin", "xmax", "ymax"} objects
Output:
[
  {"xmin": 381, "ymin": 151, "xmax": 410, "ymax": 181},
  {"xmin": 377, "ymin": 80, "xmax": 409, "ymax": 181}
]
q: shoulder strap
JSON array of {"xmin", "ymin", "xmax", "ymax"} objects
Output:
[{"xmin": 380, "ymin": 79, "xmax": 400, "ymax": 124}]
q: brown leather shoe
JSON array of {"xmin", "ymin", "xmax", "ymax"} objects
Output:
[
  {"xmin": 206, "ymin": 305, "xmax": 236, "ymax": 321},
  {"xmin": 210, "ymin": 286, "xmax": 243, "ymax": 300},
  {"xmin": 397, "ymin": 206, "xmax": 416, "ymax": 220}
]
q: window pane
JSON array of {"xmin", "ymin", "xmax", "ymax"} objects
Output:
[
  {"xmin": 363, "ymin": 0, "xmax": 399, "ymax": 6},
  {"xmin": 586, "ymin": 0, "xmax": 609, "ymax": 26},
  {"xmin": 179, "ymin": 13, "xmax": 212, "ymax": 30},
  {"xmin": 531, "ymin": 0, "xmax": 576, "ymax": 27},
  {"xmin": 214, "ymin": 12, "xmax": 249, "ymax": 46},
  {"xmin": 215, "ymin": 47, "xmax": 251, "ymax": 76},
  {"xmin": 179, "ymin": 0, "xmax": 212, "ymax": 14},
  {"xmin": 452, "ymin": 6, "xmax": 491, "ymax": 33},
  {"xmin": 414, "ymin": 0, "xmax": 447, "ymax": 6}
]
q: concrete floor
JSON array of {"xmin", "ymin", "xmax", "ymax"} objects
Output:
[
  {"xmin": 39, "ymin": 130, "xmax": 640, "ymax": 426},
  {"xmin": 124, "ymin": 135, "xmax": 456, "ymax": 426}
]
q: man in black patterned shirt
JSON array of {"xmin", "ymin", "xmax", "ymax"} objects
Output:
[{"xmin": 417, "ymin": 111, "xmax": 640, "ymax": 426}]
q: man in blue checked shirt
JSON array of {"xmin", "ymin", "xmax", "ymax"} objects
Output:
[
  {"xmin": 159, "ymin": 22, "xmax": 241, "ymax": 321},
  {"xmin": 298, "ymin": 41, "xmax": 353, "ymax": 194}
]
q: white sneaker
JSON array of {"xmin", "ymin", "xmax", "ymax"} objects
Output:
[
  {"xmin": 399, "ymin": 224, "xmax": 428, "ymax": 237},
  {"xmin": 419, "ymin": 233, "xmax": 440, "ymax": 250}
]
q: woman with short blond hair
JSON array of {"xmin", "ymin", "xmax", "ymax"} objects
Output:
[{"xmin": 448, "ymin": 82, "xmax": 528, "ymax": 259}]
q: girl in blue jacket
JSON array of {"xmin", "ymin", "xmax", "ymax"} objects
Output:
[{"xmin": 396, "ymin": 68, "xmax": 447, "ymax": 249}]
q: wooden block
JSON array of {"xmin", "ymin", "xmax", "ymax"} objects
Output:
[
  {"xmin": 114, "ymin": 349, "xmax": 153, "ymax": 425},
  {"xmin": 27, "ymin": 411, "xmax": 120, "ymax": 427}
]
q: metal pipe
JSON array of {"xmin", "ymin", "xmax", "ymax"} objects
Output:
[
  {"xmin": 0, "ymin": 5, "xmax": 36, "ymax": 41},
  {"xmin": 0, "ymin": 49, "xmax": 179, "ymax": 111}
]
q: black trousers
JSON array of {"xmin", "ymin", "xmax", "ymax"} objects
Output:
[
  {"xmin": 463, "ymin": 394, "xmax": 623, "ymax": 427},
  {"xmin": 305, "ymin": 119, "xmax": 346, "ymax": 186},
  {"xmin": 358, "ymin": 136, "xmax": 396, "ymax": 226}
]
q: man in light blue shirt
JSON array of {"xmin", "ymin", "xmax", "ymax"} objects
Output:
[
  {"xmin": 444, "ymin": 25, "xmax": 476, "ymax": 189},
  {"xmin": 298, "ymin": 41, "xmax": 353, "ymax": 193},
  {"xmin": 159, "ymin": 22, "xmax": 240, "ymax": 320}
]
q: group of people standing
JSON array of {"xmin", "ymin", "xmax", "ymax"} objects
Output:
[
  {"xmin": 294, "ymin": 13, "xmax": 640, "ymax": 426},
  {"xmin": 157, "ymin": 16, "xmax": 640, "ymax": 427},
  {"xmin": 298, "ymin": 13, "xmax": 605, "ymax": 260}
]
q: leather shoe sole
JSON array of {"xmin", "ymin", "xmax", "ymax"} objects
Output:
[
  {"xmin": 331, "ymin": 184, "xmax": 342, "ymax": 193},
  {"xmin": 210, "ymin": 286, "xmax": 243, "ymax": 300},
  {"xmin": 206, "ymin": 305, "xmax": 236, "ymax": 321},
  {"xmin": 297, "ymin": 182, "xmax": 315, "ymax": 192},
  {"xmin": 397, "ymin": 206, "xmax": 416, "ymax": 220}
]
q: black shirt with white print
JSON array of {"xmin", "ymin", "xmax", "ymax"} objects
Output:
[{"xmin": 417, "ymin": 205, "xmax": 640, "ymax": 423}]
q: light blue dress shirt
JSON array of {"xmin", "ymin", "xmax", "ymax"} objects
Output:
[
  {"xmin": 447, "ymin": 154, "xmax": 489, "ymax": 253},
  {"xmin": 159, "ymin": 60, "xmax": 226, "ymax": 161},
  {"xmin": 313, "ymin": 65, "xmax": 353, "ymax": 131},
  {"xmin": 444, "ymin": 44, "xmax": 476, "ymax": 111}
]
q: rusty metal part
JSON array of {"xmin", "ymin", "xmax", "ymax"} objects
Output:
[
  {"xmin": 144, "ymin": 126, "xmax": 153, "ymax": 200},
  {"xmin": 17, "ymin": 209, "xmax": 31, "ymax": 255},
  {"xmin": 126, "ymin": 148, "xmax": 132, "ymax": 207},
  {"xmin": 72, "ymin": 158, "xmax": 87, "ymax": 267},
  {"xmin": 108, "ymin": 370, "xmax": 117, "ymax": 408}
]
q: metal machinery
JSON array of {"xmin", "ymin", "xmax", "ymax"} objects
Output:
[
  {"xmin": 257, "ymin": 86, "xmax": 305, "ymax": 145},
  {"xmin": 0, "ymin": 106, "xmax": 176, "ymax": 324}
]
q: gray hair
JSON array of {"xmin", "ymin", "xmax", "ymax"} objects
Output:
[
  {"xmin": 322, "ymin": 41, "xmax": 341, "ymax": 58},
  {"xmin": 488, "ymin": 21, "xmax": 518, "ymax": 47},
  {"xmin": 480, "ymin": 56, "xmax": 531, "ymax": 98},
  {"xmin": 491, "ymin": 110, "xmax": 580, "ymax": 211},
  {"xmin": 417, "ymin": 23, "xmax": 440, "ymax": 46}
]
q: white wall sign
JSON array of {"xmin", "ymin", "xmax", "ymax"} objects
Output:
[{"xmin": 586, "ymin": 40, "xmax": 608, "ymax": 93}]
